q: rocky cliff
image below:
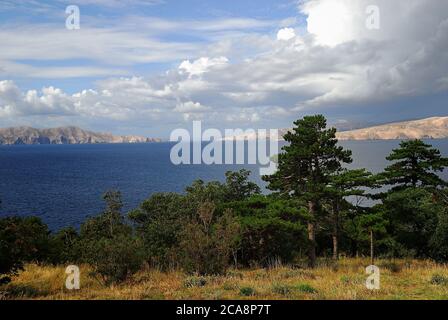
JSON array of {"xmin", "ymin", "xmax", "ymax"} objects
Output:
[{"xmin": 0, "ymin": 126, "xmax": 161, "ymax": 145}]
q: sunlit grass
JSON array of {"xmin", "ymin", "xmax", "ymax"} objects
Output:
[{"xmin": 2, "ymin": 258, "xmax": 448, "ymax": 300}]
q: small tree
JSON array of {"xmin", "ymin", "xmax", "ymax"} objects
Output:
[
  {"xmin": 342, "ymin": 207, "xmax": 388, "ymax": 262},
  {"xmin": 48, "ymin": 227, "xmax": 80, "ymax": 264},
  {"xmin": 82, "ymin": 234, "xmax": 144, "ymax": 285},
  {"xmin": 227, "ymin": 195, "xmax": 308, "ymax": 266},
  {"xmin": 380, "ymin": 187, "xmax": 441, "ymax": 258},
  {"xmin": 177, "ymin": 202, "xmax": 241, "ymax": 275},
  {"xmin": 79, "ymin": 191, "xmax": 143, "ymax": 285},
  {"xmin": 224, "ymin": 170, "xmax": 261, "ymax": 201},
  {"xmin": 128, "ymin": 193, "xmax": 195, "ymax": 269}
]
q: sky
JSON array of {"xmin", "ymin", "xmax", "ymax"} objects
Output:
[{"xmin": 0, "ymin": 0, "xmax": 448, "ymax": 138}]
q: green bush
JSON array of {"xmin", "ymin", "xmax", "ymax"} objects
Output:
[
  {"xmin": 222, "ymin": 282, "xmax": 238, "ymax": 291},
  {"xmin": 82, "ymin": 234, "xmax": 144, "ymax": 285},
  {"xmin": 239, "ymin": 287, "xmax": 256, "ymax": 296},
  {"xmin": 48, "ymin": 227, "xmax": 80, "ymax": 264},
  {"xmin": 226, "ymin": 196, "xmax": 308, "ymax": 267},
  {"xmin": 0, "ymin": 216, "xmax": 52, "ymax": 284},
  {"xmin": 128, "ymin": 193, "xmax": 196, "ymax": 269},
  {"xmin": 183, "ymin": 276, "xmax": 207, "ymax": 288},
  {"xmin": 272, "ymin": 283, "xmax": 292, "ymax": 296},
  {"xmin": 296, "ymin": 283, "xmax": 317, "ymax": 294}
]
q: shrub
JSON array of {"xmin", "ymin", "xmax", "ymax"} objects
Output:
[
  {"xmin": 3, "ymin": 284, "xmax": 45, "ymax": 298},
  {"xmin": 430, "ymin": 274, "xmax": 448, "ymax": 286},
  {"xmin": 296, "ymin": 283, "xmax": 317, "ymax": 294},
  {"xmin": 272, "ymin": 283, "xmax": 292, "ymax": 296},
  {"xmin": 0, "ymin": 216, "xmax": 51, "ymax": 284},
  {"xmin": 48, "ymin": 227, "xmax": 80, "ymax": 264},
  {"xmin": 340, "ymin": 275, "xmax": 350, "ymax": 284},
  {"xmin": 183, "ymin": 276, "xmax": 207, "ymax": 288},
  {"xmin": 222, "ymin": 282, "xmax": 238, "ymax": 291},
  {"xmin": 82, "ymin": 234, "xmax": 144, "ymax": 285},
  {"xmin": 239, "ymin": 287, "xmax": 256, "ymax": 296}
]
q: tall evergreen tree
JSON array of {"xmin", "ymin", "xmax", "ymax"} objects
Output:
[
  {"xmin": 378, "ymin": 140, "xmax": 448, "ymax": 257},
  {"xmin": 263, "ymin": 115, "xmax": 352, "ymax": 267},
  {"xmin": 381, "ymin": 139, "xmax": 448, "ymax": 191}
]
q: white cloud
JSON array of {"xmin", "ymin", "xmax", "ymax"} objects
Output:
[
  {"xmin": 277, "ymin": 28, "xmax": 296, "ymax": 41},
  {"xmin": 174, "ymin": 101, "xmax": 209, "ymax": 113},
  {"xmin": 301, "ymin": 0, "xmax": 364, "ymax": 47},
  {"xmin": 1, "ymin": 0, "xmax": 448, "ymax": 134},
  {"xmin": 179, "ymin": 57, "xmax": 229, "ymax": 77},
  {"xmin": 0, "ymin": 80, "xmax": 75, "ymax": 117}
]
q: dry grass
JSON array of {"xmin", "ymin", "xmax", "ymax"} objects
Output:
[{"xmin": 2, "ymin": 258, "xmax": 448, "ymax": 300}]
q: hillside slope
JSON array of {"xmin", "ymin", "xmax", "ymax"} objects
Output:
[{"xmin": 336, "ymin": 117, "xmax": 448, "ymax": 141}]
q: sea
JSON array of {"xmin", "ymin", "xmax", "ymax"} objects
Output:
[{"xmin": 0, "ymin": 140, "xmax": 447, "ymax": 230}]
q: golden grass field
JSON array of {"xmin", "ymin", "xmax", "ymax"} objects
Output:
[{"xmin": 2, "ymin": 258, "xmax": 448, "ymax": 300}]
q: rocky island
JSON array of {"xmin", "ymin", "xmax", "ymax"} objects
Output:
[{"xmin": 0, "ymin": 126, "xmax": 161, "ymax": 145}]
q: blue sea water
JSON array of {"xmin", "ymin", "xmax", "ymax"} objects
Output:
[{"xmin": 0, "ymin": 140, "xmax": 447, "ymax": 230}]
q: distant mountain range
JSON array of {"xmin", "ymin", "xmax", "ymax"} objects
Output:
[
  {"xmin": 336, "ymin": 116, "xmax": 448, "ymax": 140},
  {"xmin": 2, "ymin": 116, "xmax": 447, "ymax": 145},
  {"xmin": 0, "ymin": 126, "xmax": 161, "ymax": 145},
  {"xmin": 220, "ymin": 116, "xmax": 448, "ymax": 141}
]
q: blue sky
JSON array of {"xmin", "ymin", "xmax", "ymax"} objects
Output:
[
  {"xmin": 1, "ymin": 0, "xmax": 300, "ymax": 91},
  {"xmin": 1, "ymin": 0, "xmax": 448, "ymax": 137}
]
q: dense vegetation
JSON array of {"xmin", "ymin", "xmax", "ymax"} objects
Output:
[{"xmin": 1, "ymin": 115, "xmax": 447, "ymax": 285}]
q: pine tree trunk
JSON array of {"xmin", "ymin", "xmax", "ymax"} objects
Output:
[
  {"xmin": 308, "ymin": 201, "xmax": 317, "ymax": 268},
  {"xmin": 332, "ymin": 201, "xmax": 339, "ymax": 260},
  {"xmin": 332, "ymin": 234, "xmax": 338, "ymax": 261},
  {"xmin": 370, "ymin": 229, "xmax": 374, "ymax": 266}
]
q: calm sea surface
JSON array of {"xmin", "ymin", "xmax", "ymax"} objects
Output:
[{"xmin": 1, "ymin": 140, "xmax": 447, "ymax": 230}]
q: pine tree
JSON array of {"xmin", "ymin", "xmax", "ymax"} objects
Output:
[
  {"xmin": 381, "ymin": 139, "xmax": 448, "ymax": 191},
  {"xmin": 263, "ymin": 115, "xmax": 352, "ymax": 267}
]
